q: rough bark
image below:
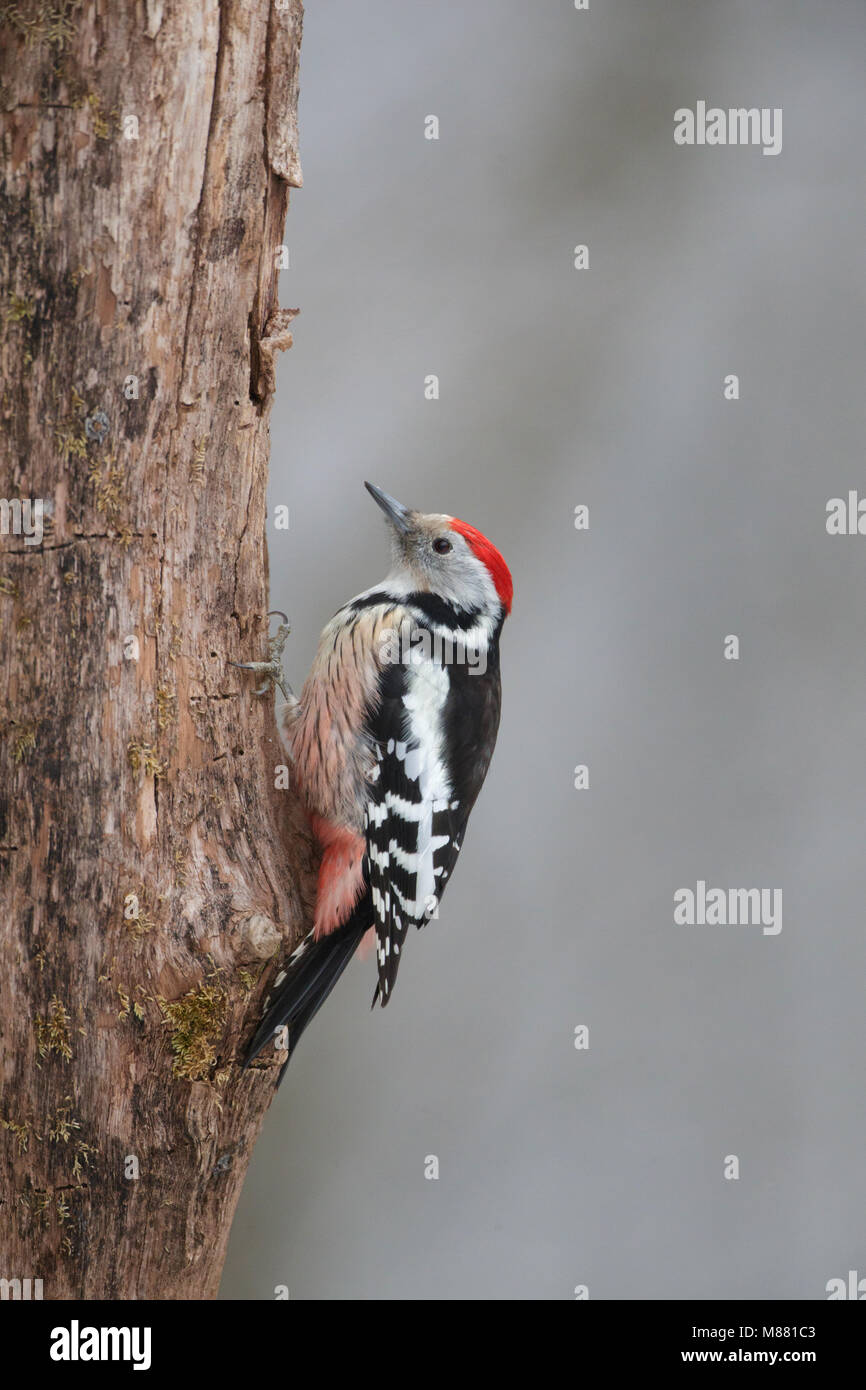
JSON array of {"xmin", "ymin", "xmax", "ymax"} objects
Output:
[{"xmin": 0, "ymin": 0, "xmax": 312, "ymax": 1299}]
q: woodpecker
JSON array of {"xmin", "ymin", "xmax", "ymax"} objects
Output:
[{"xmin": 242, "ymin": 482, "xmax": 512, "ymax": 1078}]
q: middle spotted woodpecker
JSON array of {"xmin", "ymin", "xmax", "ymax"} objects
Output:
[{"xmin": 242, "ymin": 482, "xmax": 512, "ymax": 1077}]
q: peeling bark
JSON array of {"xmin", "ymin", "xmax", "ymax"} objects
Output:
[{"xmin": 0, "ymin": 0, "xmax": 312, "ymax": 1299}]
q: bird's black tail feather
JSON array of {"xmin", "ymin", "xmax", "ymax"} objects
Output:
[{"xmin": 243, "ymin": 897, "xmax": 373, "ymax": 1082}]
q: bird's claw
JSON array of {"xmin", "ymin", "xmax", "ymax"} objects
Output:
[{"xmin": 232, "ymin": 611, "xmax": 293, "ymax": 703}]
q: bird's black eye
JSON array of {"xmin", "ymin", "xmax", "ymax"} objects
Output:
[{"xmin": 433, "ymin": 537, "xmax": 452, "ymax": 555}]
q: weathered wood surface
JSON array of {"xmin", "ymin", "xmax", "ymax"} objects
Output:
[{"xmin": 0, "ymin": 0, "xmax": 311, "ymax": 1298}]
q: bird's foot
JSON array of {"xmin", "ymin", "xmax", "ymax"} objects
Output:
[{"xmin": 232, "ymin": 610, "xmax": 294, "ymax": 703}]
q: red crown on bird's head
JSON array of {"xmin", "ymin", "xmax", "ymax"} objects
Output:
[{"xmin": 450, "ymin": 518, "xmax": 513, "ymax": 614}]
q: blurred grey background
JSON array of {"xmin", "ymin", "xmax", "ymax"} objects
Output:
[{"xmin": 221, "ymin": 0, "xmax": 866, "ymax": 1299}]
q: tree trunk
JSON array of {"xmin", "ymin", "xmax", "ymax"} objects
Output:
[{"xmin": 0, "ymin": 0, "xmax": 311, "ymax": 1299}]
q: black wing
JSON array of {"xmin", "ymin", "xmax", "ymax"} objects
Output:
[{"xmin": 364, "ymin": 635, "xmax": 502, "ymax": 1006}]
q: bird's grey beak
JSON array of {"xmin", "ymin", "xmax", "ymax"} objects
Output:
[{"xmin": 364, "ymin": 481, "xmax": 413, "ymax": 535}]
